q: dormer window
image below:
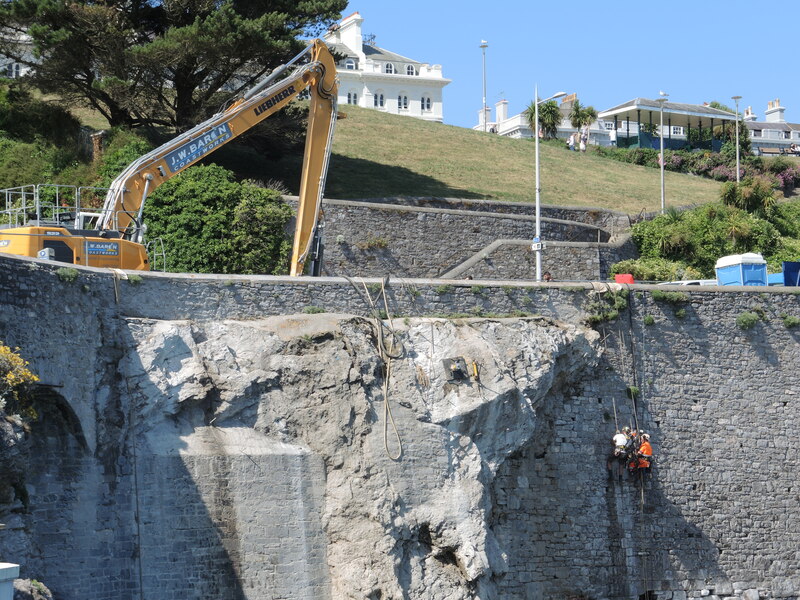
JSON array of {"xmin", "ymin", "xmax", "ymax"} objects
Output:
[
  {"xmin": 345, "ymin": 58, "xmax": 356, "ymax": 70},
  {"xmin": 406, "ymin": 65, "xmax": 417, "ymax": 76},
  {"xmin": 384, "ymin": 63, "xmax": 395, "ymax": 74}
]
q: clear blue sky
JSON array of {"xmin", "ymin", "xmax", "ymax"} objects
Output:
[{"xmin": 342, "ymin": 0, "xmax": 799, "ymax": 129}]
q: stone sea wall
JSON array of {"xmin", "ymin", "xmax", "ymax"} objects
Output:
[{"xmin": 0, "ymin": 253, "xmax": 799, "ymax": 600}]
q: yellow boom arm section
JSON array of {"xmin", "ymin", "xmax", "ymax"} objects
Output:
[{"xmin": 99, "ymin": 39, "xmax": 338, "ymax": 276}]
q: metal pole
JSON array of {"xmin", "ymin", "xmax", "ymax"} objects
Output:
[
  {"xmin": 732, "ymin": 95, "xmax": 742, "ymax": 184},
  {"xmin": 658, "ymin": 92, "xmax": 668, "ymax": 213},
  {"xmin": 660, "ymin": 104, "xmax": 665, "ymax": 213},
  {"xmin": 532, "ymin": 88, "xmax": 566, "ymax": 282},
  {"xmin": 535, "ymin": 84, "xmax": 541, "ymax": 281},
  {"xmin": 480, "ymin": 41, "xmax": 488, "ymax": 133}
]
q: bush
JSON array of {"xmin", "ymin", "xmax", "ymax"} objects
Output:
[
  {"xmin": 144, "ymin": 164, "xmax": 293, "ymax": 274},
  {"xmin": 651, "ymin": 290, "xmax": 689, "ymax": 304},
  {"xmin": 736, "ymin": 311, "xmax": 761, "ymax": 330},
  {"xmin": 96, "ymin": 130, "xmax": 154, "ymax": 185},
  {"xmin": 610, "ymin": 257, "xmax": 701, "ymax": 282},
  {"xmin": 720, "ymin": 176, "xmax": 776, "ymax": 216},
  {"xmin": 631, "ymin": 202, "xmax": 780, "ymax": 276},
  {"xmin": 0, "ymin": 342, "xmax": 39, "ymax": 416},
  {"xmin": 229, "ymin": 183, "xmax": 293, "ymax": 275}
]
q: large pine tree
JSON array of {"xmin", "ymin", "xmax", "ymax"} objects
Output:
[{"xmin": 0, "ymin": 0, "xmax": 347, "ymax": 130}]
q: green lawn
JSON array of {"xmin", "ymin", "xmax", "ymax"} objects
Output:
[{"xmin": 327, "ymin": 105, "xmax": 723, "ymax": 214}]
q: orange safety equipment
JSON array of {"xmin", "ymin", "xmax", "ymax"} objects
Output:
[{"xmin": 639, "ymin": 440, "xmax": 653, "ymax": 457}]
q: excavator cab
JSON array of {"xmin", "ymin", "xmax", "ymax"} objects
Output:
[{"xmin": 0, "ymin": 185, "xmax": 149, "ymax": 269}]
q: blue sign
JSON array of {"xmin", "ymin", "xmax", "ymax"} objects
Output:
[
  {"xmin": 532, "ymin": 236, "xmax": 540, "ymax": 243},
  {"xmin": 164, "ymin": 123, "xmax": 233, "ymax": 174},
  {"xmin": 87, "ymin": 241, "xmax": 119, "ymax": 256}
]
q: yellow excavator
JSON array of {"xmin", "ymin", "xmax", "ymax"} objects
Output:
[{"xmin": 0, "ymin": 39, "xmax": 337, "ymax": 276}]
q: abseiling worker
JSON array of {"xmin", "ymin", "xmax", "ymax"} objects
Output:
[
  {"xmin": 637, "ymin": 433, "xmax": 653, "ymax": 474},
  {"xmin": 612, "ymin": 429, "xmax": 628, "ymax": 456}
]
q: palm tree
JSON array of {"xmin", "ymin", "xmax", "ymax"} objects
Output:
[
  {"xmin": 524, "ymin": 99, "xmax": 561, "ymax": 139},
  {"xmin": 569, "ymin": 100, "xmax": 598, "ymax": 132},
  {"xmin": 569, "ymin": 99, "xmax": 586, "ymax": 131}
]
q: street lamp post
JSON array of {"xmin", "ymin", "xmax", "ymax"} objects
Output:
[
  {"xmin": 534, "ymin": 85, "xmax": 567, "ymax": 281},
  {"xmin": 732, "ymin": 95, "xmax": 742, "ymax": 184},
  {"xmin": 480, "ymin": 40, "xmax": 488, "ymax": 132},
  {"xmin": 657, "ymin": 91, "xmax": 669, "ymax": 213}
]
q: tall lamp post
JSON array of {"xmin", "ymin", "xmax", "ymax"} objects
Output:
[
  {"xmin": 480, "ymin": 40, "xmax": 488, "ymax": 132},
  {"xmin": 732, "ymin": 95, "xmax": 742, "ymax": 184},
  {"xmin": 657, "ymin": 91, "xmax": 669, "ymax": 213},
  {"xmin": 534, "ymin": 85, "xmax": 567, "ymax": 281}
]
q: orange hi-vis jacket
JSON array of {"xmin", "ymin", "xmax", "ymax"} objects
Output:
[{"xmin": 639, "ymin": 441, "xmax": 653, "ymax": 457}]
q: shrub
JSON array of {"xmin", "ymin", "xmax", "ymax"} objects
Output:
[
  {"xmin": 56, "ymin": 267, "xmax": 79, "ymax": 283},
  {"xmin": 610, "ymin": 257, "xmax": 701, "ymax": 282},
  {"xmin": 781, "ymin": 314, "xmax": 800, "ymax": 329},
  {"xmin": 0, "ymin": 343, "xmax": 39, "ymax": 416},
  {"xmin": 230, "ymin": 183, "xmax": 293, "ymax": 275},
  {"xmin": 720, "ymin": 176, "xmax": 776, "ymax": 216},
  {"xmin": 302, "ymin": 306, "xmax": 326, "ymax": 314},
  {"xmin": 631, "ymin": 202, "xmax": 780, "ymax": 276},
  {"xmin": 96, "ymin": 130, "xmax": 154, "ymax": 185},
  {"xmin": 144, "ymin": 165, "xmax": 292, "ymax": 274},
  {"xmin": 643, "ymin": 315, "xmax": 655, "ymax": 326},
  {"xmin": 356, "ymin": 235, "xmax": 389, "ymax": 250},
  {"xmin": 650, "ymin": 290, "xmax": 689, "ymax": 304},
  {"xmin": 736, "ymin": 311, "xmax": 760, "ymax": 330}
]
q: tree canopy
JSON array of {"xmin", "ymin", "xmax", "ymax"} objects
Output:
[{"xmin": 0, "ymin": 0, "xmax": 347, "ymax": 130}]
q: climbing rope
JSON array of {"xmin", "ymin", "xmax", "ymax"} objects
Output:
[{"xmin": 348, "ymin": 276, "xmax": 404, "ymax": 460}]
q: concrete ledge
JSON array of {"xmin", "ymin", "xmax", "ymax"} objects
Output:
[{"xmin": 0, "ymin": 563, "xmax": 19, "ymax": 600}]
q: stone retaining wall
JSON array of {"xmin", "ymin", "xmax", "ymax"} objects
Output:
[{"xmin": 1, "ymin": 254, "xmax": 799, "ymax": 600}]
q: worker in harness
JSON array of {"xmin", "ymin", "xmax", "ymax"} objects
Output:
[
  {"xmin": 607, "ymin": 427, "xmax": 632, "ymax": 480},
  {"xmin": 636, "ymin": 433, "xmax": 653, "ymax": 475}
]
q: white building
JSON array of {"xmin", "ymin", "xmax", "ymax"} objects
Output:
[
  {"xmin": 743, "ymin": 99, "xmax": 800, "ymax": 154},
  {"xmin": 323, "ymin": 12, "xmax": 450, "ymax": 122},
  {"xmin": 0, "ymin": 29, "xmax": 34, "ymax": 79},
  {"xmin": 475, "ymin": 94, "xmax": 613, "ymax": 145}
]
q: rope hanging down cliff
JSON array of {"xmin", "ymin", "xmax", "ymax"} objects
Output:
[{"xmin": 346, "ymin": 276, "xmax": 404, "ymax": 460}]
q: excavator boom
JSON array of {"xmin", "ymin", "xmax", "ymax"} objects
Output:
[{"xmin": 0, "ymin": 39, "xmax": 338, "ymax": 275}]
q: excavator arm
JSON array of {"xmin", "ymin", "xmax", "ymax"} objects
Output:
[{"xmin": 98, "ymin": 38, "xmax": 338, "ymax": 276}]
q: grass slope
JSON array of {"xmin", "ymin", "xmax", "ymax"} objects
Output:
[{"xmin": 327, "ymin": 105, "xmax": 722, "ymax": 214}]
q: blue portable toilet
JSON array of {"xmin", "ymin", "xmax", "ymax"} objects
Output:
[
  {"xmin": 768, "ymin": 272, "xmax": 784, "ymax": 286},
  {"xmin": 783, "ymin": 261, "xmax": 800, "ymax": 286},
  {"xmin": 715, "ymin": 253, "xmax": 767, "ymax": 286}
]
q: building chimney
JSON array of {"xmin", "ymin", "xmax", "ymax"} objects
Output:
[
  {"xmin": 495, "ymin": 99, "xmax": 508, "ymax": 123},
  {"xmin": 743, "ymin": 106, "xmax": 757, "ymax": 122},
  {"xmin": 765, "ymin": 98, "xmax": 785, "ymax": 123}
]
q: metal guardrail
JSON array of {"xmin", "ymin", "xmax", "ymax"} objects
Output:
[{"xmin": 0, "ymin": 183, "xmax": 167, "ymax": 271}]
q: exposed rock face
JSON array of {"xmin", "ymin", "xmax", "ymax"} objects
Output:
[
  {"xmin": 13, "ymin": 578, "xmax": 54, "ymax": 600},
  {"xmin": 0, "ymin": 414, "xmax": 31, "ymax": 565},
  {"xmin": 120, "ymin": 314, "xmax": 601, "ymax": 599}
]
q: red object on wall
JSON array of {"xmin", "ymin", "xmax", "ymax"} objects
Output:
[{"xmin": 614, "ymin": 274, "xmax": 634, "ymax": 284}]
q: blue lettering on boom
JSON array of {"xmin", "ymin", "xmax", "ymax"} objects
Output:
[{"xmin": 164, "ymin": 123, "xmax": 233, "ymax": 174}]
